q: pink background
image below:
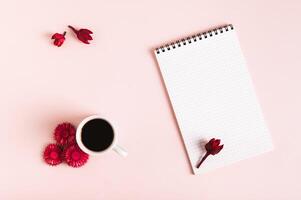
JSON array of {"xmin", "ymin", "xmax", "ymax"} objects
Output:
[{"xmin": 0, "ymin": 0, "xmax": 300, "ymax": 199}]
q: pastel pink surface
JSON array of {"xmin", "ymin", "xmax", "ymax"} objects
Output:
[{"xmin": 0, "ymin": 0, "xmax": 300, "ymax": 199}]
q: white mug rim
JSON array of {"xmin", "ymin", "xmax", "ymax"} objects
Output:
[{"xmin": 76, "ymin": 115, "xmax": 117, "ymax": 155}]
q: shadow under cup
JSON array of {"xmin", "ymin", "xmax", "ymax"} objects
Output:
[{"xmin": 80, "ymin": 118, "xmax": 115, "ymax": 153}]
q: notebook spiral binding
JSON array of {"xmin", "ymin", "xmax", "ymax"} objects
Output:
[{"xmin": 155, "ymin": 24, "xmax": 234, "ymax": 54}]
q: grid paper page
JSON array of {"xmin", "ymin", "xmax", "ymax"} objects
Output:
[{"xmin": 154, "ymin": 25, "xmax": 273, "ymax": 174}]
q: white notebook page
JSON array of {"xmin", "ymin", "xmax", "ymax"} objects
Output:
[{"xmin": 155, "ymin": 25, "xmax": 273, "ymax": 174}]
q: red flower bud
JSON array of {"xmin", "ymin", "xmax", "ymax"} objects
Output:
[
  {"xmin": 196, "ymin": 138, "xmax": 224, "ymax": 168},
  {"xmin": 51, "ymin": 32, "xmax": 66, "ymax": 47},
  {"xmin": 68, "ymin": 25, "xmax": 93, "ymax": 44}
]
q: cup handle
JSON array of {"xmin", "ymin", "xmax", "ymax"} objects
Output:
[{"xmin": 113, "ymin": 145, "xmax": 128, "ymax": 157}]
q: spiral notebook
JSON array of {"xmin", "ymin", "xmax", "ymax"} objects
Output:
[{"xmin": 154, "ymin": 24, "xmax": 273, "ymax": 174}]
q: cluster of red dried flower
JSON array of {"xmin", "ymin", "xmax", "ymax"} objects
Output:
[
  {"xmin": 43, "ymin": 122, "xmax": 89, "ymax": 168},
  {"xmin": 51, "ymin": 25, "xmax": 93, "ymax": 47}
]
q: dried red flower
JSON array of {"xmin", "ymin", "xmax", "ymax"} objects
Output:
[
  {"xmin": 68, "ymin": 25, "xmax": 93, "ymax": 44},
  {"xmin": 54, "ymin": 122, "xmax": 76, "ymax": 146},
  {"xmin": 196, "ymin": 138, "xmax": 224, "ymax": 168},
  {"xmin": 51, "ymin": 32, "xmax": 66, "ymax": 47},
  {"xmin": 64, "ymin": 144, "xmax": 89, "ymax": 168},
  {"xmin": 43, "ymin": 144, "xmax": 63, "ymax": 166}
]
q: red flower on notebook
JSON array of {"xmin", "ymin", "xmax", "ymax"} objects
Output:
[{"xmin": 196, "ymin": 138, "xmax": 224, "ymax": 168}]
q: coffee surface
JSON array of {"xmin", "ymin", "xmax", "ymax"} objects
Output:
[{"xmin": 81, "ymin": 119, "xmax": 114, "ymax": 152}]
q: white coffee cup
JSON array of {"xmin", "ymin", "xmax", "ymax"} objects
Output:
[{"xmin": 76, "ymin": 115, "xmax": 128, "ymax": 157}]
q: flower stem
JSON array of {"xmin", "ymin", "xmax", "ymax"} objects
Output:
[
  {"xmin": 68, "ymin": 25, "xmax": 77, "ymax": 33},
  {"xmin": 63, "ymin": 31, "xmax": 66, "ymax": 36},
  {"xmin": 196, "ymin": 152, "xmax": 209, "ymax": 168}
]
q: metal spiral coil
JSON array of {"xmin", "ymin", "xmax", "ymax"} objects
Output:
[{"xmin": 155, "ymin": 24, "xmax": 234, "ymax": 54}]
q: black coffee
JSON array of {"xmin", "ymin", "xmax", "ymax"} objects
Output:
[{"xmin": 81, "ymin": 119, "xmax": 114, "ymax": 152}]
